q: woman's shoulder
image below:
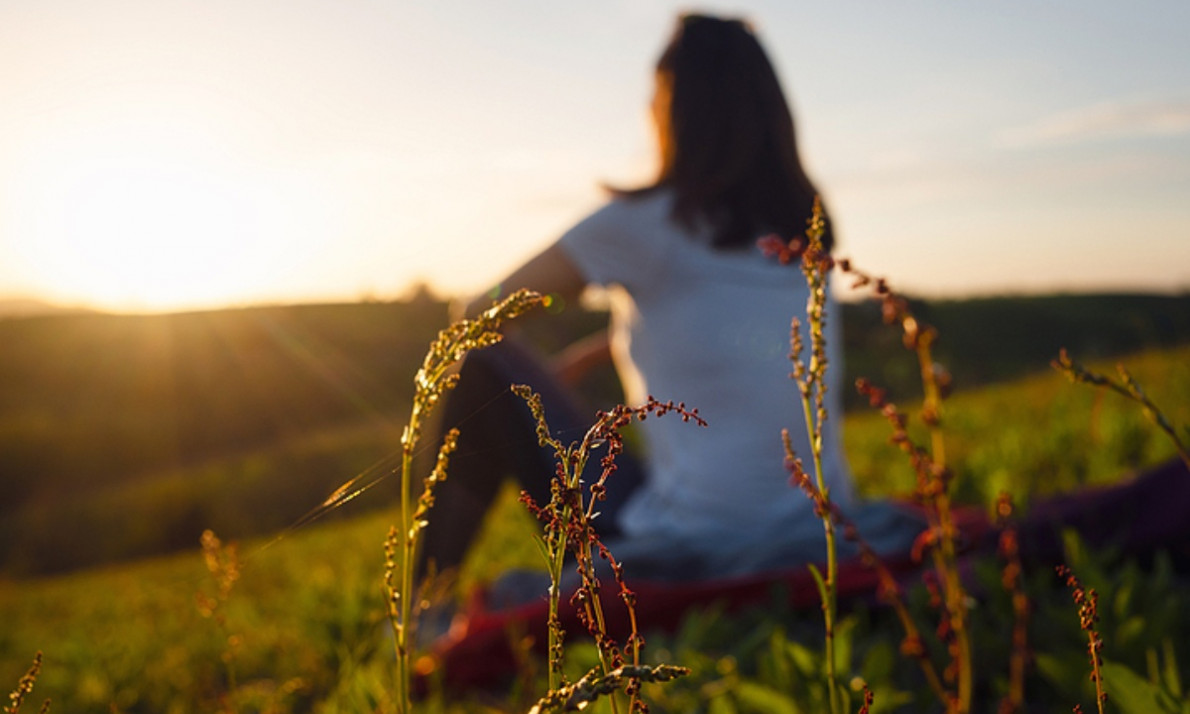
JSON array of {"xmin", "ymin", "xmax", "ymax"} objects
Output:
[
  {"xmin": 562, "ymin": 190, "xmax": 687, "ymax": 247},
  {"xmin": 590, "ymin": 188, "xmax": 677, "ymax": 226},
  {"xmin": 557, "ymin": 189, "xmax": 690, "ymax": 287}
]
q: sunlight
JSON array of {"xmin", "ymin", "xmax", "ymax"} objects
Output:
[
  {"xmin": 50, "ymin": 163, "xmax": 255, "ymax": 309},
  {"xmin": 14, "ymin": 124, "xmax": 281, "ymax": 312}
]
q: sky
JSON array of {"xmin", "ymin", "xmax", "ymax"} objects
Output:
[{"xmin": 1, "ymin": 0, "xmax": 1188, "ymax": 313}]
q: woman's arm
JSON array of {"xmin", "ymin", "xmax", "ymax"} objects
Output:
[
  {"xmin": 461, "ymin": 242, "xmax": 587, "ymax": 319},
  {"xmin": 551, "ymin": 330, "xmax": 612, "ymax": 387},
  {"xmin": 460, "ymin": 242, "xmax": 611, "ymax": 382}
]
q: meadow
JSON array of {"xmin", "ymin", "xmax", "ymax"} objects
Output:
[
  {"xmin": 3, "ymin": 316, "xmax": 1189, "ymax": 712},
  {"xmin": 2, "ymin": 293, "xmax": 1186, "ymax": 576}
]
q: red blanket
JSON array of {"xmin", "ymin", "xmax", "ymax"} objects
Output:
[
  {"xmin": 428, "ymin": 458, "xmax": 1190, "ymax": 690},
  {"xmin": 429, "ymin": 504, "xmax": 995, "ymax": 689}
]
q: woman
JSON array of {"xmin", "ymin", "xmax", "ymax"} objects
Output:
[{"xmin": 420, "ymin": 14, "xmax": 916, "ymax": 585}]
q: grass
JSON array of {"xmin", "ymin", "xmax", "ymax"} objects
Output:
[
  {"xmin": 845, "ymin": 344, "xmax": 1190, "ymax": 504},
  {"xmin": 3, "ymin": 343, "xmax": 1188, "ymax": 712},
  {"xmin": 3, "ymin": 420, "xmax": 405, "ymax": 575},
  {"xmin": 1, "ymin": 509, "xmax": 399, "ymax": 713}
]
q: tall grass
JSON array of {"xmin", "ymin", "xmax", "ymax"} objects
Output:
[
  {"xmin": 380, "ymin": 284, "xmax": 696, "ymax": 711},
  {"xmin": 4, "ymin": 652, "xmax": 47, "ymax": 713},
  {"xmin": 764, "ymin": 206, "xmax": 977, "ymax": 712},
  {"xmin": 382, "ymin": 289, "xmax": 542, "ymax": 712},
  {"xmin": 1053, "ymin": 348, "xmax": 1190, "ymax": 470},
  {"xmin": 764, "ymin": 209, "xmax": 1190, "ymax": 713},
  {"xmin": 513, "ymin": 385, "xmax": 699, "ymax": 713},
  {"xmin": 773, "ymin": 199, "xmax": 845, "ymax": 713}
]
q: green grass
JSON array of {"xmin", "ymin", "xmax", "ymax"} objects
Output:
[
  {"xmin": 845, "ymin": 344, "xmax": 1190, "ymax": 504},
  {"xmin": 3, "ymin": 345, "xmax": 1188, "ymax": 712},
  {"xmin": 3, "ymin": 420, "xmax": 406, "ymax": 575},
  {"xmin": 1, "ymin": 510, "xmax": 396, "ymax": 713}
]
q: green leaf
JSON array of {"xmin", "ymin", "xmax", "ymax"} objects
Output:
[
  {"xmin": 709, "ymin": 693, "xmax": 739, "ymax": 714},
  {"xmin": 860, "ymin": 641, "xmax": 895, "ymax": 685},
  {"xmin": 786, "ymin": 640, "xmax": 819, "ymax": 677},
  {"xmin": 1115, "ymin": 615, "xmax": 1147, "ymax": 647},
  {"xmin": 1113, "ymin": 579, "xmax": 1135, "ymax": 619},
  {"xmin": 807, "ymin": 563, "xmax": 829, "ymax": 604},
  {"xmin": 834, "ymin": 616, "xmax": 856, "ymax": 678},
  {"xmin": 1033, "ymin": 652, "xmax": 1082, "ymax": 691},
  {"xmin": 733, "ymin": 681, "xmax": 802, "ymax": 714},
  {"xmin": 1102, "ymin": 660, "xmax": 1182, "ymax": 714},
  {"xmin": 532, "ymin": 534, "xmax": 552, "ymax": 568},
  {"xmin": 766, "ymin": 629, "xmax": 794, "ymax": 691},
  {"xmin": 1161, "ymin": 639, "xmax": 1183, "ymax": 698}
]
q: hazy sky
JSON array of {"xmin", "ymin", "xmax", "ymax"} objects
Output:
[{"xmin": 1, "ymin": 0, "xmax": 1188, "ymax": 312}]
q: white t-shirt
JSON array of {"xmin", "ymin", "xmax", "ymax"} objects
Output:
[{"xmin": 557, "ymin": 190, "xmax": 856, "ymax": 571}]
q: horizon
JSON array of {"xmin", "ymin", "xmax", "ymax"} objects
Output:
[
  {"xmin": 4, "ymin": 283, "xmax": 1189, "ymax": 321},
  {"xmin": 2, "ymin": 1, "xmax": 1189, "ymax": 314}
]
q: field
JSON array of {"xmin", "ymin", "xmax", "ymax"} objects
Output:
[
  {"xmin": 3, "ymin": 323, "xmax": 1189, "ymax": 712},
  {"xmin": 3, "ymin": 293, "xmax": 1187, "ymax": 576}
]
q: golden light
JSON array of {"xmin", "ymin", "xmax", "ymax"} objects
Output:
[{"xmin": 12, "ymin": 121, "xmax": 282, "ymax": 312}]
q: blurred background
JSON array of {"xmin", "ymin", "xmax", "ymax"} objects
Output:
[{"xmin": 2, "ymin": 0, "xmax": 1188, "ymax": 314}]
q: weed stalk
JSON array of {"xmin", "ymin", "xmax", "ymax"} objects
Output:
[
  {"xmin": 196, "ymin": 529, "xmax": 242, "ymax": 706},
  {"xmin": 387, "ymin": 289, "xmax": 542, "ymax": 713},
  {"xmin": 841, "ymin": 263, "xmax": 972, "ymax": 713},
  {"xmin": 1053, "ymin": 348, "xmax": 1190, "ymax": 469},
  {"xmin": 5, "ymin": 652, "xmax": 48, "ymax": 714},
  {"xmin": 779, "ymin": 197, "xmax": 845, "ymax": 714},
  {"xmin": 766, "ymin": 212, "xmax": 977, "ymax": 711},
  {"xmin": 1056, "ymin": 564, "xmax": 1107, "ymax": 714},
  {"xmin": 995, "ymin": 494, "xmax": 1029, "ymax": 714},
  {"xmin": 516, "ymin": 386, "xmax": 700, "ymax": 713}
]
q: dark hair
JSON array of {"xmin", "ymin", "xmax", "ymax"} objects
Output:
[{"xmin": 614, "ymin": 14, "xmax": 832, "ymax": 251}]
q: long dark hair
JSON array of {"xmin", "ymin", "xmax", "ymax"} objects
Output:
[{"xmin": 614, "ymin": 14, "xmax": 832, "ymax": 252}]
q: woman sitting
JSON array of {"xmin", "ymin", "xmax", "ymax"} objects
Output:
[{"xmin": 419, "ymin": 13, "xmax": 919, "ymax": 587}]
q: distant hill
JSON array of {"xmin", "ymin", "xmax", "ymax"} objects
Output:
[
  {"xmin": 0, "ymin": 300, "xmax": 450, "ymax": 573},
  {"xmin": 0, "ymin": 298, "xmax": 94, "ymax": 319},
  {"xmin": 0, "ymin": 291, "xmax": 1187, "ymax": 575},
  {"xmin": 843, "ymin": 292, "xmax": 1190, "ymax": 405}
]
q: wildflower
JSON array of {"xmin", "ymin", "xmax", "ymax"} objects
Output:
[
  {"xmin": 1056, "ymin": 565, "xmax": 1108, "ymax": 714},
  {"xmin": 756, "ymin": 233, "xmax": 806, "ymax": 265}
]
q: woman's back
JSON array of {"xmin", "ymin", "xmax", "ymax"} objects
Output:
[{"xmin": 558, "ymin": 190, "xmax": 854, "ymax": 548}]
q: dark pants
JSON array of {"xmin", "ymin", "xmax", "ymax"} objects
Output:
[
  {"xmin": 417, "ymin": 339, "xmax": 644, "ymax": 577},
  {"xmin": 1016, "ymin": 456, "xmax": 1190, "ymax": 567}
]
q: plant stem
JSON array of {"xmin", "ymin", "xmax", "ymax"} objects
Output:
[
  {"xmin": 396, "ymin": 422, "xmax": 415, "ymax": 712},
  {"xmin": 916, "ymin": 338, "xmax": 972, "ymax": 714},
  {"xmin": 1054, "ymin": 349, "xmax": 1190, "ymax": 470},
  {"xmin": 545, "ymin": 511, "xmax": 568, "ymax": 692},
  {"xmin": 799, "ymin": 393, "xmax": 840, "ymax": 714},
  {"xmin": 786, "ymin": 198, "xmax": 842, "ymax": 714},
  {"xmin": 387, "ymin": 290, "xmax": 542, "ymax": 713},
  {"xmin": 517, "ymin": 390, "xmax": 700, "ymax": 713}
]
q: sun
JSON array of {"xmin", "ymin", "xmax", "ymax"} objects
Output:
[{"xmin": 11, "ymin": 124, "xmax": 281, "ymax": 312}]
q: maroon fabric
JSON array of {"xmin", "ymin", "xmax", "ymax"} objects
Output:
[
  {"xmin": 426, "ymin": 458, "xmax": 1190, "ymax": 690},
  {"xmin": 1014, "ymin": 458, "xmax": 1190, "ymax": 566},
  {"xmin": 430, "ymin": 504, "xmax": 993, "ymax": 689}
]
